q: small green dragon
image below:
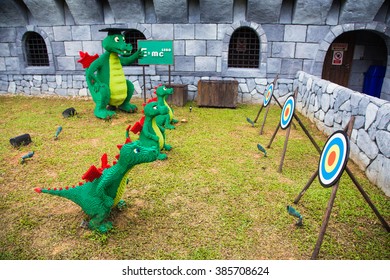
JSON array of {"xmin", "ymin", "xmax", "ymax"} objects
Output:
[
  {"xmin": 151, "ymin": 85, "xmax": 179, "ymax": 130},
  {"xmin": 131, "ymin": 100, "xmax": 171, "ymax": 160},
  {"xmin": 78, "ymin": 28, "xmax": 143, "ymax": 119},
  {"xmin": 34, "ymin": 140, "xmax": 158, "ymax": 233}
]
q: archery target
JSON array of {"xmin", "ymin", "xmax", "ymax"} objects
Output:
[
  {"xmin": 263, "ymin": 83, "xmax": 274, "ymax": 107},
  {"xmin": 318, "ymin": 130, "xmax": 350, "ymax": 188},
  {"xmin": 280, "ymin": 95, "xmax": 295, "ymax": 129}
]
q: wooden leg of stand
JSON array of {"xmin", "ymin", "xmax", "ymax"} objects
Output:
[
  {"xmin": 142, "ymin": 66, "xmax": 146, "ymax": 103},
  {"xmin": 293, "ymin": 113, "xmax": 322, "ymax": 154},
  {"xmin": 253, "ymin": 105, "xmax": 264, "ymax": 123},
  {"xmin": 294, "ymin": 170, "xmax": 319, "ymax": 204},
  {"xmin": 278, "ymin": 124, "xmax": 291, "ymax": 173},
  {"xmin": 260, "ymin": 105, "xmax": 270, "ymax": 135},
  {"xmin": 345, "ymin": 167, "xmax": 390, "ymax": 232},
  {"xmin": 311, "ymin": 182, "xmax": 340, "ymax": 260},
  {"xmin": 267, "ymin": 123, "xmax": 280, "ymax": 148}
]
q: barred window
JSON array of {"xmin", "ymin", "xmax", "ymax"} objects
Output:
[
  {"xmin": 25, "ymin": 32, "xmax": 49, "ymax": 67},
  {"xmin": 124, "ymin": 29, "xmax": 146, "ymax": 66},
  {"xmin": 228, "ymin": 27, "xmax": 260, "ymax": 68}
]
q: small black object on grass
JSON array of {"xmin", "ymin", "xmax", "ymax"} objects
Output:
[
  {"xmin": 10, "ymin": 134, "xmax": 32, "ymax": 148},
  {"xmin": 62, "ymin": 107, "xmax": 77, "ymax": 118}
]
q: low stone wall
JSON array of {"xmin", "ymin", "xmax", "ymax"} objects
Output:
[
  {"xmin": 0, "ymin": 73, "xmax": 295, "ymax": 104},
  {"xmin": 295, "ymin": 71, "xmax": 390, "ymax": 196}
]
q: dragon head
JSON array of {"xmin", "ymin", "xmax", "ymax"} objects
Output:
[
  {"xmin": 102, "ymin": 34, "xmax": 133, "ymax": 57},
  {"xmin": 118, "ymin": 141, "xmax": 158, "ymax": 167},
  {"xmin": 144, "ymin": 101, "xmax": 169, "ymax": 118},
  {"xmin": 154, "ymin": 85, "xmax": 174, "ymax": 97}
]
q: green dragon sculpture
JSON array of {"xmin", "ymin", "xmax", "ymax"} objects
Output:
[
  {"xmin": 78, "ymin": 28, "xmax": 143, "ymax": 119},
  {"xmin": 152, "ymin": 85, "xmax": 178, "ymax": 129},
  {"xmin": 34, "ymin": 140, "xmax": 158, "ymax": 233},
  {"xmin": 131, "ymin": 100, "xmax": 171, "ymax": 160}
]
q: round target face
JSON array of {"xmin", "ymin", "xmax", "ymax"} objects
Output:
[
  {"xmin": 280, "ymin": 95, "xmax": 295, "ymax": 129},
  {"xmin": 263, "ymin": 83, "xmax": 274, "ymax": 107},
  {"xmin": 318, "ymin": 131, "xmax": 350, "ymax": 188}
]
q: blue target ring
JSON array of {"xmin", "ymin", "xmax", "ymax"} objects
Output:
[
  {"xmin": 263, "ymin": 83, "xmax": 274, "ymax": 107},
  {"xmin": 280, "ymin": 95, "xmax": 295, "ymax": 129},
  {"xmin": 318, "ymin": 131, "xmax": 350, "ymax": 188}
]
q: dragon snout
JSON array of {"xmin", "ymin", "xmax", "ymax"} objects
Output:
[
  {"xmin": 138, "ymin": 146, "xmax": 159, "ymax": 162},
  {"xmin": 120, "ymin": 46, "xmax": 133, "ymax": 57}
]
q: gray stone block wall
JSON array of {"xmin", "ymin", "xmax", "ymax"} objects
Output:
[
  {"xmin": 2, "ymin": 19, "xmax": 390, "ymax": 98},
  {"xmin": 295, "ymin": 71, "xmax": 390, "ymax": 196},
  {"xmin": 1, "ymin": 20, "xmax": 389, "ymax": 101}
]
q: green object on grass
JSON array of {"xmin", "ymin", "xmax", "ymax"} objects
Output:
[
  {"xmin": 20, "ymin": 151, "xmax": 34, "ymax": 164},
  {"xmin": 153, "ymin": 85, "xmax": 178, "ymax": 129},
  {"xmin": 34, "ymin": 141, "xmax": 158, "ymax": 233},
  {"xmin": 257, "ymin": 143, "xmax": 267, "ymax": 157},
  {"xmin": 133, "ymin": 101, "xmax": 171, "ymax": 160},
  {"xmin": 54, "ymin": 126, "xmax": 62, "ymax": 139},
  {"xmin": 246, "ymin": 117, "xmax": 255, "ymax": 127},
  {"xmin": 287, "ymin": 205, "xmax": 303, "ymax": 226}
]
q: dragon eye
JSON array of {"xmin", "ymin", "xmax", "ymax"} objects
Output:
[
  {"xmin": 133, "ymin": 148, "xmax": 140, "ymax": 153},
  {"xmin": 122, "ymin": 36, "xmax": 125, "ymax": 41},
  {"xmin": 163, "ymin": 86, "xmax": 167, "ymax": 90},
  {"xmin": 153, "ymin": 105, "xmax": 157, "ymax": 110},
  {"xmin": 114, "ymin": 36, "xmax": 119, "ymax": 42}
]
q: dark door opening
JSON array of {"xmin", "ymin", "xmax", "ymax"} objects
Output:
[{"xmin": 322, "ymin": 31, "xmax": 387, "ymax": 99}]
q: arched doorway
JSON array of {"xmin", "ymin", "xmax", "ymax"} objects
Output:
[{"xmin": 322, "ymin": 30, "xmax": 387, "ymax": 98}]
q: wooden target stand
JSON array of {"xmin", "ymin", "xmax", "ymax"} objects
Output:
[
  {"xmin": 266, "ymin": 88, "xmax": 297, "ymax": 173},
  {"xmin": 293, "ymin": 116, "xmax": 390, "ymax": 259},
  {"xmin": 267, "ymin": 87, "xmax": 325, "ymax": 173},
  {"xmin": 246, "ymin": 75, "xmax": 280, "ymax": 134}
]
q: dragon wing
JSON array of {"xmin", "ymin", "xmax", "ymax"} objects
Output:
[{"xmin": 77, "ymin": 51, "xmax": 99, "ymax": 69}]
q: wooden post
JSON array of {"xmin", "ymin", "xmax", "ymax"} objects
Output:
[
  {"xmin": 345, "ymin": 167, "xmax": 390, "ymax": 232},
  {"xmin": 311, "ymin": 116, "xmax": 354, "ymax": 259},
  {"xmin": 292, "ymin": 112, "xmax": 322, "ymax": 154},
  {"xmin": 253, "ymin": 105, "xmax": 264, "ymax": 124},
  {"xmin": 259, "ymin": 105, "xmax": 270, "ymax": 135},
  {"xmin": 278, "ymin": 123, "xmax": 292, "ymax": 173},
  {"xmin": 168, "ymin": 65, "xmax": 171, "ymax": 87},
  {"xmin": 294, "ymin": 170, "xmax": 319, "ymax": 204},
  {"xmin": 267, "ymin": 123, "xmax": 280, "ymax": 148},
  {"xmin": 311, "ymin": 181, "xmax": 340, "ymax": 259},
  {"xmin": 142, "ymin": 66, "xmax": 146, "ymax": 103}
]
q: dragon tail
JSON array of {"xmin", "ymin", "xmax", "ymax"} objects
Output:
[{"xmin": 34, "ymin": 182, "xmax": 88, "ymax": 205}]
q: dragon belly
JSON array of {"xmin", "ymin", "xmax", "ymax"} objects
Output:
[
  {"xmin": 109, "ymin": 53, "xmax": 127, "ymax": 106},
  {"xmin": 152, "ymin": 119, "xmax": 164, "ymax": 150},
  {"xmin": 113, "ymin": 169, "xmax": 132, "ymax": 207},
  {"xmin": 164, "ymin": 99, "xmax": 174, "ymax": 121}
]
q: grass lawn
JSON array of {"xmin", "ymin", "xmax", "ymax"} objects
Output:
[{"xmin": 0, "ymin": 94, "xmax": 389, "ymax": 260}]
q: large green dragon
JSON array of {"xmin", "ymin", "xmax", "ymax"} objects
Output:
[
  {"xmin": 34, "ymin": 140, "xmax": 158, "ymax": 233},
  {"xmin": 131, "ymin": 99, "xmax": 172, "ymax": 160},
  {"xmin": 78, "ymin": 28, "xmax": 143, "ymax": 119}
]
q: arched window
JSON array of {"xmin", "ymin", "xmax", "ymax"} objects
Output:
[
  {"xmin": 228, "ymin": 27, "xmax": 259, "ymax": 68},
  {"xmin": 124, "ymin": 29, "xmax": 146, "ymax": 66},
  {"xmin": 24, "ymin": 32, "xmax": 49, "ymax": 67}
]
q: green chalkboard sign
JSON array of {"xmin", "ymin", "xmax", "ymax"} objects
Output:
[{"xmin": 138, "ymin": 40, "xmax": 174, "ymax": 65}]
